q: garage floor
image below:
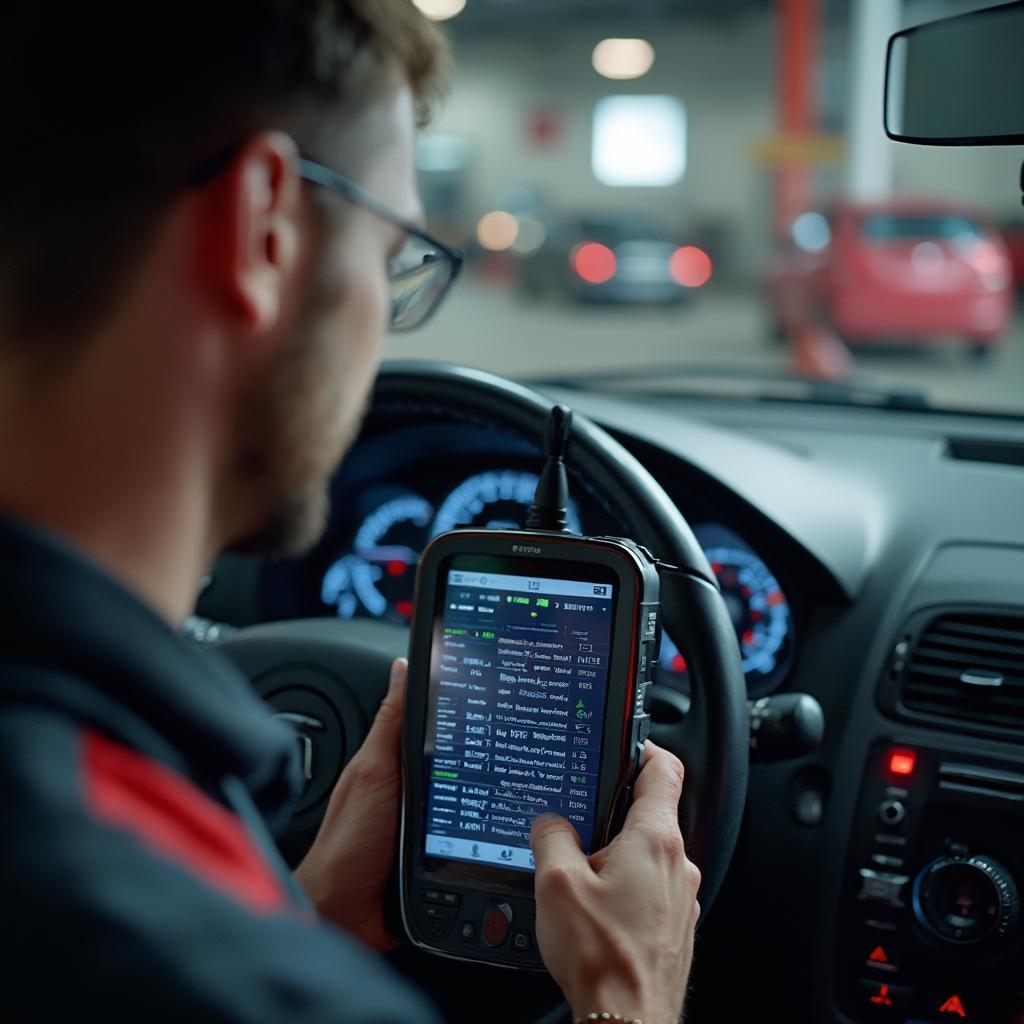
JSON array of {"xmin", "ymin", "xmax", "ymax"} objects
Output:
[{"xmin": 388, "ymin": 280, "xmax": 1024, "ymax": 417}]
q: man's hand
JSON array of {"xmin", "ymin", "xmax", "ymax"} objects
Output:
[
  {"xmin": 531, "ymin": 742, "xmax": 700, "ymax": 1024},
  {"xmin": 294, "ymin": 657, "xmax": 407, "ymax": 952}
]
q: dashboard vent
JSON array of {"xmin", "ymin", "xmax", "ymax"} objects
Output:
[
  {"xmin": 895, "ymin": 611, "xmax": 1024, "ymax": 735},
  {"xmin": 945, "ymin": 438, "xmax": 1024, "ymax": 468}
]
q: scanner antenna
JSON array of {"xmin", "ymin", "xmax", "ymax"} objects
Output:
[{"xmin": 526, "ymin": 404, "xmax": 573, "ymax": 533}]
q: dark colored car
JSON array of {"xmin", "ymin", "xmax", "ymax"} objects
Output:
[{"xmin": 520, "ymin": 214, "xmax": 712, "ymax": 304}]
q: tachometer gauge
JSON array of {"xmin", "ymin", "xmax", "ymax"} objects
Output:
[
  {"xmin": 432, "ymin": 470, "xmax": 582, "ymax": 535},
  {"xmin": 322, "ymin": 494, "xmax": 434, "ymax": 622},
  {"xmin": 658, "ymin": 525, "xmax": 794, "ymax": 696}
]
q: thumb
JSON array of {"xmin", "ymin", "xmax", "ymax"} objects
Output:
[
  {"xmin": 362, "ymin": 658, "xmax": 407, "ymax": 753},
  {"xmin": 530, "ymin": 812, "xmax": 586, "ymax": 873}
]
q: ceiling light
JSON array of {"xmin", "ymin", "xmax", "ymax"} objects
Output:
[
  {"xmin": 592, "ymin": 96, "xmax": 687, "ymax": 187},
  {"xmin": 412, "ymin": 0, "xmax": 467, "ymax": 21},
  {"xmin": 592, "ymin": 38, "xmax": 655, "ymax": 81}
]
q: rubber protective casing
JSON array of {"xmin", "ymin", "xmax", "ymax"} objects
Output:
[{"xmin": 400, "ymin": 529, "xmax": 661, "ymax": 966}]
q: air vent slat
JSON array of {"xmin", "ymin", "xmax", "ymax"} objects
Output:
[
  {"xmin": 918, "ymin": 633, "xmax": 1024, "ymax": 658},
  {"xmin": 895, "ymin": 611, "xmax": 1024, "ymax": 736},
  {"xmin": 911, "ymin": 647, "xmax": 1024, "ymax": 678},
  {"xmin": 926, "ymin": 621, "xmax": 1024, "ymax": 644},
  {"xmin": 902, "ymin": 679, "xmax": 1024, "ymax": 711}
]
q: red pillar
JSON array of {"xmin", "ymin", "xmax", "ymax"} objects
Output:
[{"xmin": 775, "ymin": 0, "xmax": 820, "ymax": 234}]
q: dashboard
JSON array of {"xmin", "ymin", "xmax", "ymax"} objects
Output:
[
  {"xmin": 258, "ymin": 428, "xmax": 796, "ymax": 698},
  {"xmin": 199, "ymin": 386, "xmax": 1024, "ymax": 1024}
]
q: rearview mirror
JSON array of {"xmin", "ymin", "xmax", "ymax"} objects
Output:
[{"xmin": 885, "ymin": 1, "xmax": 1024, "ymax": 145}]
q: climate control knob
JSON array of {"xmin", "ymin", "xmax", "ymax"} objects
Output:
[{"xmin": 913, "ymin": 854, "xmax": 1020, "ymax": 947}]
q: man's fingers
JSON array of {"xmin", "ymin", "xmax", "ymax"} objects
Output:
[
  {"xmin": 530, "ymin": 812, "xmax": 586, "ymax": 874},
  {"xmin": 621, "ymin": 740, "xmax": 685, "ymax": 834},
  {"xmin": 333, "ymin": 659, "xmax": 406, "ymax": 799}
]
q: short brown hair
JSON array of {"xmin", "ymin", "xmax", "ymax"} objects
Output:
[{"xmin": 0, "ymin": 1, "xmax": 448, "ymax": 346}]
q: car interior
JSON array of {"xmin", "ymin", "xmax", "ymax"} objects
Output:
[{"xmin": 188, "ymin": 2, "xmax": 1024, "ymax": 1022}]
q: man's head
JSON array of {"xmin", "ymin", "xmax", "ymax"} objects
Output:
[{"xmin": 0, "ymin": 1, "xmax": 448, "ymax": 563}]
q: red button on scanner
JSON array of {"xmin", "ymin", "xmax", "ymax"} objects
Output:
[{"xmin": 483, "ymin": 902, "xmax": 513, "ymax": 947}]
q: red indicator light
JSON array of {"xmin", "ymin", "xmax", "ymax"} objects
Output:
[
  {"xmin": 888, "ymin": 749, "xmax": 916, "ymax": 777},
  {"xmin": 938, "ymin": 994, "xmax": 967, "ymax": 1018},
  {"xmin": 671, "ymin": 653, "xmax": 687, "ymax": 674},
  {"xmin": 571, "ymin": 242, "xmax": 617, "ymax": 285},
  {"xmin": 386, "ymin": 560, "xmax": 407, "ymax": 577},
  {"xmin": 395, "ymin": 599, "xmax": 414, "ymax": 619},
  {"xmin": 870, "ymin": 984, "xmax": 893, "ymax": 1007},
  {"xmin": 670, "ymin": 245, "xmax": 713, "ymax": 287},
  {"xmin": 868, "ymin": 945, "xmax": 888, "ymax": 963}
]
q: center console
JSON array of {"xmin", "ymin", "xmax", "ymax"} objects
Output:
[{"xmin": 838, "ymin": 740, "xmax": 1024, "ymax": 1024}]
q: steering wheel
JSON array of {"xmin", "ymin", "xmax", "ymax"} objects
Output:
[{"xmin": 215, "ymin": 361, "xmax": 748, "ymax": 933}]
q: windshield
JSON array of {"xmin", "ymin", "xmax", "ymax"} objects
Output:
[{"xmin": 390, "ymin": 0, "xmax": 1024, "ymax": 417}]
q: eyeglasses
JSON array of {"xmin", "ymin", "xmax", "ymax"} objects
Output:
[
  {"xmin": 190, "ymin": 149, "xmax": 463, "ymax": 332},
  {"xmin": 297, "ymin": 159, "xmax": 463, "ymax": 332}
]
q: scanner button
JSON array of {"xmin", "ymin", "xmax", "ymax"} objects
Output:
[
  {"xmin": 512, "ymin": 930, "xmax": 533, "ymax": 952},
  {"xmin": 483, "ymin": 902, "xmax": 513, "ymax": 947},
  {"xmin": 635, "ymin": 712, "xmax": 651, "ymax": 744},
  {"xmin": 459, "ymin": 921, "xmax": 478, "ymax": 943},
  {"xmin": 423, "ymin": 905, "xmax": 455, "ymax": 939},
  {"xmin": 422, "ymin": 889, "xmax": 460, "ymax": 907},
  {"xmin": 642, "ymin": 609, "xmax": 658, "ymax": 639}
]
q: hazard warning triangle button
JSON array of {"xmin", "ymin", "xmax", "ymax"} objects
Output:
[
  {"xmin": 868, "ymin": 945, "xmax": 889, "ymax": 963},
  {"xmin": 938, "ymin": 993, "xmax": 968, "ymax": 1018}
]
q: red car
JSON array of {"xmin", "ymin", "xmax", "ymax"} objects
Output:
[{"xmin": 767, "ymin": 199, "xmax": 1014, "ymax": 356}]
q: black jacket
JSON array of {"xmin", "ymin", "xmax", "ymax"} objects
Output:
[{"xmin": 0, "ymin": 514, "xmax": 439, "ymax": 1022}]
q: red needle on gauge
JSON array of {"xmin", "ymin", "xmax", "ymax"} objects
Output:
[
  {"xmin": 362, "ymin": 546, "xmax": 418, "ymax": 619},
  {"xmin": 364, "ymin": 546, "xmax": 417, "ymax": 574}
]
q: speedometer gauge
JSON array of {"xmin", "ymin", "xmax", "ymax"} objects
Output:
[
  {"xmin": 321, "ymin": 494, "xmax": 434, "ymax": 622},
  {"xmin": 432, "ymin": 470, "xmax": 582, "ymax": 535},
  {"xmin": 658, "ymin": 523, "xmax": 794, "ymax": 696}
]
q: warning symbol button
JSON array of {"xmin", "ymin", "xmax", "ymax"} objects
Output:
[{"xmin": 938, "ymin": 994, "xmax": 968, "ymax": 1019}]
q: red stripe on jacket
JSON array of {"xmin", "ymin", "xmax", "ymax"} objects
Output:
[{"xmin": 83, "ymin": 729, "xmax": 288, "ymax": 914}]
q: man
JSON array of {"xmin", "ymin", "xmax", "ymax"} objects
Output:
[{"xmin": 0, "ymin": 3, "xmax": 701, "ymax": 1022}]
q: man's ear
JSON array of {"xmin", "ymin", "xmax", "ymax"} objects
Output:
[{"xmin": 197, "ymin": 131, "xmax": 305, "ymax": 338}]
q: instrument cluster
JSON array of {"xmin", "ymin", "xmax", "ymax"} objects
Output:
[{"xmin": 260, "ymin": 459, "xmax": 795, "ymax": 696}]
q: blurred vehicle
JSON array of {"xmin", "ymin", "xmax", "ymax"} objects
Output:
[
  {"xmin": 766, "ymin": 199, "xmax": 1014, "ymax": 356},
  {"xmin": 520, "ymin": 213, "xmax": 712, "ymax": 304}
]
